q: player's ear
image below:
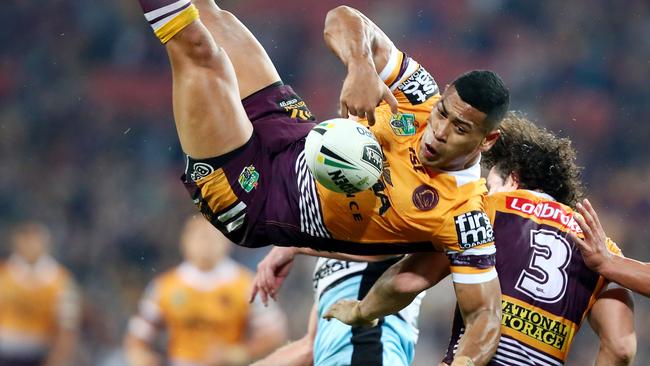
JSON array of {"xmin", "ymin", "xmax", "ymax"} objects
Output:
[
  {"xmin": 480, "ymin": 129, "xmax": 500, "ymax": 153},
  {"xmin": 506, "ymin": 172, "xmax": 520, "ymax": 190}
]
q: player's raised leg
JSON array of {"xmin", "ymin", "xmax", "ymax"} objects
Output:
[
  {"xmin": 138, "ymin": 0, "xmax": 252, "ymax": 159},
  {"xmin": 192, "ymin": 0, "xmax": 281, "ymax": 99}
]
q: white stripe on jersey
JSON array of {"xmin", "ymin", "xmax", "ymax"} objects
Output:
[
  {"xmin": 296, "ymin": 151, "xmax": 331, "ymax": 238},
  {"xmin": 144, "ymin": 0, "xmax": 190, "ymax": 20},
  {"xmin": 500, "ymin": 337, "xmax": 562, "ymax": 366},
  {"xmin": 313, "ymin": 258, "xmax": 367, "ymax": 301},
  {"xmin": 451, "ymin": 331, "xmax": 561, "ymax": 366},
  {"xmin": 450, "ymin": 268, "xmax": 498, "ymax": 284},
  {"xmin": 379, "ymin": 44, "xmax": 399, "ymax": 82},
  {"xmin": 389, "ymin": 59, "xmax": 419, "ymax": 92},
  {"xmin": 446, "ymin": 245, "xmax": 497, "ymax": 256}
]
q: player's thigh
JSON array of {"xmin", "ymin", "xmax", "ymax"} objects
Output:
[
  {"xmin": 193, "ymin": 0, "xmax": 281, "ymax": 99},
  {"xmin": 166, "ymin": 23, "xmax": 253, "ymax": 159}
]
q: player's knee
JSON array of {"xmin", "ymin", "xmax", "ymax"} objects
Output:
[
  {"xmin": 605, "ymin": 335, "xmax": 636, "ymax": 365},
  {"xmin": 173, "ymin": 25, "xmax": 222, "ymax": 66}
]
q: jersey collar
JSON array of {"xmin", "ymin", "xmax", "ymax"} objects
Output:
[{"xmin": 439, "ymin": 156, "xmax": 482, "ymax": 187}]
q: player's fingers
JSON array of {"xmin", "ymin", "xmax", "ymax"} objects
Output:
[
  {"xmin": 577, "ymin": 202, "xmax": 596, "ymax": 229},
  {"xmin": 568, "ymin": 231, "xmax": 588, "ymax": 251},
  {"xmin": 573, "ymin": 212, "xmax": 593, "ymax": 240},
  {"xmin": 340, "ymin": 102, "xmax": 349, "ymax": 119},
  {"xmin": 583, "ymin": 199, "xmax": 604, "ymax": 234},
  {"xmin": 249, "ymin": 284, "xmax": 259, "ymax": 303},
  {"xmin": 384, "ymin": 87, "xmax": 399, "ymax": 115},
  {"xmin": 262, "ymin": 266, "xmax": 276, "ymax": 297},
  {"xmin": 367, "ymin": 109, "xmax": 376, "ymax": 126},
  {"xmin": 259, "ymin": 287, "xmax": 269, "ymax": 306}
]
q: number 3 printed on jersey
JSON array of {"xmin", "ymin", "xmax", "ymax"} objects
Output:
[{"xmin": 515, "ymin": 229, "xmax": 572, "ymax": 303}]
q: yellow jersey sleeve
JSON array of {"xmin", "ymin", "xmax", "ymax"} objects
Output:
[
  {"xmin": 605, "ymin": 238, "xmax": 623, "ymax": 257},
  {"xmin": 440, "ymin": 187, "xmax": 497, "ymax": 284}
]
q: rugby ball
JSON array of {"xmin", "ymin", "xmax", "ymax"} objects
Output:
[{"xmin": 304, "ymin": 118, "xmax": 383, "ymax": 194}]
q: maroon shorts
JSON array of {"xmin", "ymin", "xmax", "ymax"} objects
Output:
[{"xmin": 182, "ymin": 82, "xmax": 321, "ymax": 248}]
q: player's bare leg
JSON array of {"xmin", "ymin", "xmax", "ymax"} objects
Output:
[
  {"xmin": 137, "ymin": 0, "xmax": 252, "ymax": 158},
  {"xmin": 192, "ymin": 0, "xmax": 281, "ymax": 98}
]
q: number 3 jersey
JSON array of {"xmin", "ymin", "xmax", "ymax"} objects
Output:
[{"xmin": 443, "ymin": 190, "xmax": 622, "ymax": 366}]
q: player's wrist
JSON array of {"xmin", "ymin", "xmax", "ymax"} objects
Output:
[
  {"xmin": 595, "ymin": 252, "xmax": 617, "ymax": 276},
  {"xmin": 346, "ymin": 56, "xmax": 376, "ymax": 75},
  {"xmin": 355, "ymin": 301, "xmax": 379, "ymax": 326}
]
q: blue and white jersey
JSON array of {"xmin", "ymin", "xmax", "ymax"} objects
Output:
[{"xmin": 312, "ymin": 257, "xmax": 425, "ymax": 366}]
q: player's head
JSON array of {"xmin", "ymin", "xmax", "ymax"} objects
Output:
[
  {"xmin": 419, "ymin": 70, "xmax": 509, "ymax": 171},
  {"xmin": 11, "ymin": 222, "xmax": 51, "ymax": 264},
  {"xmin": 180, "ymin": 215, "xmax": 231, "ymax": 270},
  {"xmin": 483, "ymin": 112, "xmax": 585, "ymax": 207}
]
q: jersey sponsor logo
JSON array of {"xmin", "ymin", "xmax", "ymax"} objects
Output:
[
  {"xmin": 372, "ymin": 179, "xmax": 392, "ymax": 216},
  {"xmin": 506, "ymin": 197, "xmax": 582, "ymax": 233},
  {"xmin": 361, "ymin": 144, "xmax": 383, "ymax": 173},
  {"xmin": 389, "ymin": 113, "xmax": 417, "ymax": 136},
  {"xmin": 327, "ymin": 170, "xmax": 359, "ymax": 195},
  {"xmin": 277, "ymin": 96, "xmax": 315, "ymax": 121},
  {"xmin": 356, "ymin": 126, "xmax": 377, "ymax": 141},
  {"xmin": 501, "ymin": 298, "xmax": 574, "ymax": 352},
  {"xmin": 397, "ymin": 67, "xmax": 438, "ymax": 105},
  {"xmin": 412, "ymin": 184, "xmax": 439, "ymax": 211},
  {"xmin": 238, "ymin": 165, "xmax": 260, "ymax": 193},
  {"xmin": 381, "ymin": 153, "xmax": 393, "ymax": 187},
  {"xmin": 408, "ymin": 147, "xmax": 427, "ymax": 174},
  {"xmin": 454, "ymin": 211, "xmax": 494, "ymax": 249},
  {"xmin": 312, "ymin": 259, "xmax": 352, "ymax": 287},
  {"xmin": 189, "ymin": 162, "xmax": 214, "ymax": 181}
]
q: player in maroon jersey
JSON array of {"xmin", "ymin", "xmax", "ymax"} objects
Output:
[{"xmin": 325, "ymin": 113, "xmax": 636, "ymax": 366}]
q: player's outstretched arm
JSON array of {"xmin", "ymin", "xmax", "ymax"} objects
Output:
[
  {"xmin": 570, "ymin": 199, "xmax": 650, "ymax": 297},
  {"xmin": 324, "ymin": 6, "xmax": 398, "ymax": 124},
  {"xmin": 324, "ymin": 252, "xmax": 450, "ymax": 326},
  {"xmin": 589, "ymin": 287, "xmax": 636, "ymax": 365},
  {"xmin": 250, "ymin": 246, "xmax": 398, "ymax": 305},
  {"xmin": 451, "ymin": 279, "xmax": 501, "ymax": 366},
  {"xmin": 251, "ymin": 304, "xmax": 317, "ymax": 366}
]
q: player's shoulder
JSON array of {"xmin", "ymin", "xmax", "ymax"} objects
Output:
[{"xmin": 436, "ymin": 160, "xmax": 487, "ymax": 200}]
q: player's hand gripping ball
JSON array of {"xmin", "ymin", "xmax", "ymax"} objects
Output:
[{"xmin": 304, "ymin": 118, "xmax": 383, "ymax": 194}]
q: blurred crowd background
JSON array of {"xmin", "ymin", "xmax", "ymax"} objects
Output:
[{"xmin": 1, "ymin": 0, "xmax": 648, "ymax": 364}]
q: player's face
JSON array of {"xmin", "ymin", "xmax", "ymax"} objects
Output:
[
  {"xmin": 419, "ymin": 86, "xmax": 499, "ymax": 171},
  {"xmin": 12, "ymin": 229, "xmax": 49, "ymax": 264},
  {"xmin": 486, "ymin": 166, "xmax": 519, "ymax": 194},
  {"xmin": 181, "ymin": 217, "xmax": 229, "ymax": 270}
]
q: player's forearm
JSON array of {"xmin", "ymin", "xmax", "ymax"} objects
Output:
[
  {"xmin": 324, "ymin": 6, "xmax": 380, "ymax": 71},
  {"xmin": 297, "ymin": 247, "xmax": 396, "ymax": 262},
  {"xmin": 43, "ymin": 329, "xmax": 76, "ymax": 366},
  {"xmin": 598, "ymin": 256, "xmax": 650, "ymax": 297},
  {"xmin": 453, "ymin": 309, "xmax": 501, "ymax": 366},
  {"xmin": 357, "ymin": 264, "xmax": 420, "ymax": 320}
]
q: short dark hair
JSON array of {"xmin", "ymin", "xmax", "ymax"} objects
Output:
[
  {"xmin": 452, "ymin": 70, "xmax": 509, "ymax": 131},
  {"xmin": 482, "ymin": 112, "xmax": 585, "ymax": 207}
]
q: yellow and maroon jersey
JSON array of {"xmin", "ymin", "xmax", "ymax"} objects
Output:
[
  {"xmin": 443, "ymin": 190, "xmax": 622, "ymax": 366},
  {"xmin": 128, "ymin": 259, "xmax": 281, "ymax": 365},
  {"xmin": 183, "ymin": 48, "xmax": 495, "ymax": 283},
  {"xmin": 0, "ymin": 255, "xmax": 80, "ymax": 359},
  {"xmin": 313, "ymin": 46, "xmax": 496, "ymax": 282}
]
